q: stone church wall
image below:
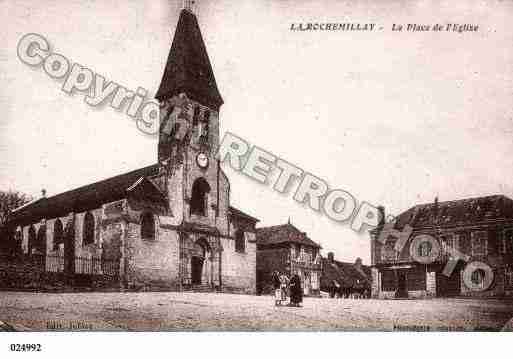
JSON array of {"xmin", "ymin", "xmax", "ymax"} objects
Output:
[
  {"xmin": 124, "ymin": 221, "xmax": 180, "ymax": 290},
  {"xmin": 220, "ymin": 235, "xmax": 256, "ymax": 294},
  {"xmin": 123, "ymin": 199, "xmax": 180, "ymax": 290}
]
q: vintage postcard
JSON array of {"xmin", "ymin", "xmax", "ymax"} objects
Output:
[{"xmin": 1, "ymin": 0, "xmax": 513, "ymax": 352}]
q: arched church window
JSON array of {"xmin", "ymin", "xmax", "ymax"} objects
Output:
[
  {"xmin": 37, "ymin": 226, "xmax": 46, "ymax": 254},
  {"xmin": 190, "ymin": 178, "xmax": 210, "ymax": 216},
  {"xmin": 83, "ymin": 212, "xmax": 95, "ymax": 245},
  {"xmin": 141, "ymin": 212, "xmax": 155, "ymax": 240},
  {"xmin": 15, "ymin": 228, "xmax": 22, "ymax": 255},
  {"xmin": 235, "ymin": 230, "xmax": 245, "ymax": 253},
  {"xmin": 202, "ymin": 110, "xmax": 210, "ymax": 138},
  {"xmin": 28, "ymin": 225, "xmax": 36, "ymax": 255},
  {"xmin": 53, "ymin": 219, "xmax": 63, "ymax": 250}
]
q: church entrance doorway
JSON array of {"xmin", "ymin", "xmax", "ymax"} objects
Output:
[
  {"xmin": 190, "ymin": 238, "xmax": 209, "ymax": 285},
  {"xmin": 191, "ymin": 256, "xmax": 204, "ymax": 285}
]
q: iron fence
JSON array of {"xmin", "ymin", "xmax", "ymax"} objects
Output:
[{"xmin": 0, "ymin": 253, "xmax": 119, "ymax": 278}]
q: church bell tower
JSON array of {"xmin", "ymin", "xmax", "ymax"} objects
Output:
[
  {"xmin": 156, "ymin": 5, "xmax": 223, "ymax": 163},
  {"xmin": 155, "ymin": 4, "xmax": 224, "ymax": 223}
]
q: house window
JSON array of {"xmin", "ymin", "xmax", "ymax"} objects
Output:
[
  {"xmin": 190, "ymin": 178, "xmax": 210, "ymax": 216},
  {"xmin": 471, "ymin": 268, "xmax": 486, "ymax": 290},
  {"xmin": 503, "ymin": 229, "xmax": 513, "ymax": 254},
  {"xmin": 471, "ymin": 231, "xmax": 488, "ymax": 257},
  {"xmin": 418, "ymin": 241, "xmax": 432, "ymax": 258},
  {"xmin": 304, "ymin": 247, "xmax": 312, "ymax": 262},
  {"xmin": 441, "ymin": 234, "xmax": 458, "ymax": 255},
  {"xmin": 452, "ymin": 234, "xmax": 459, "ymax": 252},
  {"xmin": 505, "ymin": 266, "xmax": 513, "ymax": 289},
  {"xmin": 83, "ymin": 212, "xmax": 95, "ymax": 245},
  {"xmin": 235, "ymin": 230, "xmax": 245, "ymax": 253},
  {"xmin": 53, "ymin": 219, "xmax": 63, "ymax": 250},
  {"xmin": 141, "ymin": 212, "xmax": 155, "ymax": 240},
  {"xmin": 382, "ymin": 236, "xmax": 398, "ymax": 261}
]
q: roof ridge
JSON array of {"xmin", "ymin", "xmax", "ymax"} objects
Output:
[
  {"xmin": 415, "ymin": 194, "xmax": 508, "ymax": 207},
  {"xmin": 8, "ymin": 164, "xmax": 160, "ymax": 224},
  {"xmin": 257, "ymin": 223, "xmax": 290, "ymax": 230},
  {"xmin": 229, "ymin": 206, "xmax": 260, "ymax": 223},
  {"xmin": 43, "ymin": 164, "xmax": 159, "ymax": 202}
]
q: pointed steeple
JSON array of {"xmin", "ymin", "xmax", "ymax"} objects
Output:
[{"xmin": 156, "ymin": 9, "xmax": 223, "ymax": 110}]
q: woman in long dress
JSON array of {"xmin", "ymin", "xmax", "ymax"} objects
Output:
[
  {"xmin": 279, "ymin": 273, "xmax": 290, "ymax": 304},
  {"xmin": 289, "ymin": 274, "xmax": 303, "ymax": 307},
  {"xmin": 272, "ymin": 271, "xmax": 282, "ymax": 306}
]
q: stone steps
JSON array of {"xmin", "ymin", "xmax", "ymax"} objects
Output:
[{"xmin": 183, "ymin": 284, "xmax": 216, "ymax": 292}]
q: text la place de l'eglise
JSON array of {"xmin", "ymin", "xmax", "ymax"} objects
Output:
[{"xmin": 290, "ymin": 22, "xmax": 376, "ymax": 31}]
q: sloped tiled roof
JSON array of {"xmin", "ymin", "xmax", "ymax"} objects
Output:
[
  {"xmin": 8, "ymin": 164, "xmax": 160, "ymax": 226},
  {"xmin": 256, "ymin": 223, "xmax": 321, "ymax": 248},
  {"xmin": 228, "ymin": 206, "xmax": 259, "ymax": 223},
  {"xmin": 155, "ymin": 9, "xmax": 223, "ymax": 109},
  {"xmin": 394, "ymin": 195, "xmax": 513, "ymax": 229},
  {"xmin": 321, "ymin": 260, "xmax": 352, "ymax": 288},
  {"xmin": 321, "ymin": 258, "xmax": 371, "ymax": 289}
]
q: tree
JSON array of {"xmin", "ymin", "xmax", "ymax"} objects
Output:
[
  {"xmin": 0, "ymin": 190, "xmax": 33, "ymax": 226},
  {"xmin": 0, "ymin": 190, "xmax": 33, "ymax": 255}
]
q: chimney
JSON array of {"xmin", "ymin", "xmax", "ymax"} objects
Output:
[
  {"xmin": 41, "ymin": 189, "xmax": 47, "ymax": 198},
  {"xmin": 327, "ymin": 252, "xmax": 334, "ymax": 263}
]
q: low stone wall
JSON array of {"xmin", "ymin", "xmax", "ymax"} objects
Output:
[
  {"xmin": 0, "ymin": 255, "xmax": 44, "ymax": 290},
  {"xmin": 0, "ymin": 255, "xmax": 120, "ymax": 292}
]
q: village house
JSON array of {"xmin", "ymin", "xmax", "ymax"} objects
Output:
[
  {"xmin": 4, "ymin": 8, "xmax": 260, "ymax": 293},
  {"xmin": 320, "ymin": 253, "xmax": 371, "ymax": 298},
  {"xmin": 256, "ymin": 222, "xmax": 322, "ymax": 296},
  {"xmin": 370, "ymin": 195, "xmax": 513, "ymax": 298}
]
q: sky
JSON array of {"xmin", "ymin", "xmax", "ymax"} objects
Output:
[{"xmin": 1, "ymin": 0, "xmax": 513, "ymax": 264}]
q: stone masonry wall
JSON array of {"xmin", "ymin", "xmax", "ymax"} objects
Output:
[
  {"xmin": 220, "ymin": 234, "xmax": 256, "ymax": 294},
  {"xmin": 124, "ymin": 219, "xmax": 180, "ymax": 290}
]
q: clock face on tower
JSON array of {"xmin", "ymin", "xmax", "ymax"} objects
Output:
[{"xmin": 196, "ymin": 152, "xmax": 209, "ymax": 169}]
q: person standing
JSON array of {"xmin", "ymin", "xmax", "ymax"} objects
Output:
[
  {"xmin": 279, "ymin": 272, "xmax": 290, "ymax": 304},
  {"xmin": 289, "ymin": 274, "xmax": 303, "ymax": 307},
  {"xmin": 272, "ymin": 271, "xmax": 282, "ymax": 306}
]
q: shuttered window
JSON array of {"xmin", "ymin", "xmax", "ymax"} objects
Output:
[
  {"xmin": 505, "ymin": 265, "xmax": 513, "ymax": 289},
  {"xmin": 471, "ymin": 231, "xmax": 488, "ymax": 257}
]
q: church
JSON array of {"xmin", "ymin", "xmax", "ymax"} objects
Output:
[{"xmin": 6, "ymin": 7, "xmax": 259, "ymax": 293}]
